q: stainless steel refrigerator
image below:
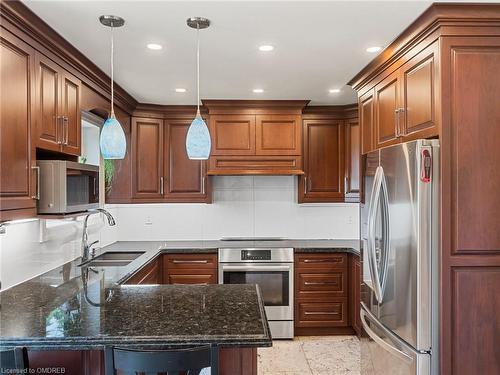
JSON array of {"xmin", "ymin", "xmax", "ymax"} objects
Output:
[{"xmin": 360, "ymin": 139, "xmax": 439, "ymax": 375}]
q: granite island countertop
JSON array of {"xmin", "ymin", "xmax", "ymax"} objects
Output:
[
  {"xmin": 0, "ymin": 238, "xmax": 359, "ymax": 350},
  {"xmin": 0, "ymin": 256, "xmax": 271, "ymax": 350}
]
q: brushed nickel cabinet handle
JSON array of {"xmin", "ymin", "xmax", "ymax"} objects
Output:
[
  {"xmin": 344, "ymin": 176, "xmax": 348, "ymax": 193},
  {"xmin": 56, "ymin": 116, "xmax": 63, "ymax": 144},
  {"xmin": 172, "ymin": 260, "xmax": 209, "ymax": 264},
  {"xmin": 31, "ymin": 166, "xmax": 40, "ymax": 199},
  {"xmin": 202, "ymin": 176, "xmax": 205, "ymax": 195},
  {"xmin": 398, "ymin": 108, "xmax": 405, "ymax": 137},
  {"xmin": 64, "ymin": 116, "xmax": 69, "ymax": 145},
  {"xmin": 304, "ymin": 176, "xmax": 307, "ymax": 194},
  {"xmin": 160, "ymin": 177, "xmax": 164, "ymax": 195},
  {"xmin": 304, "ymin": 311, "xmax": 340, "ymax": 316},
  {"xmin": 394, "ymin": 109, "xmax": 400, "ymax": 137},
  {"xmin": 303, "ymin": 258, "xmax": 341, "ymax": 263},
  {"xmin": 304, "ymin": 281, "xmax": 338, "ymax": 286}
]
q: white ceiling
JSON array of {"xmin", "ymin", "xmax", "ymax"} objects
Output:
[{"xmin": 23, "ymin": 1, "xmax": 441, "ymax": 105}]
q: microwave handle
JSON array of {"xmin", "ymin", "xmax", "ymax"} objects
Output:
[{"xmin": 31, "ymin": 166, "xmax": 40, "ymax": 200}]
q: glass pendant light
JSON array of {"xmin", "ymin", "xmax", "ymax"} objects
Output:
[
  {"xmin": 186, "ymin": 17, "xmax": 211, "ymax": 160},
  {"xmin": 99, "ymin": 15, "xmax": 126, "ymax": 159}
]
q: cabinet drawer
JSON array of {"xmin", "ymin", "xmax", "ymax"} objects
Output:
[
  {"xmin": 295, "ymin": 253, "xmax": 347, "ymax": 269},
  {"xmin": 163, "ymin": 254, "xmax": 217, "ymax": 269},
  {"xmin": 295, "ymin": 300, "xmax": 348, "ymax": 327},
  {"xmin": 165, "ymin": 270, "xmax": 217, "ymax": 285},
  {"xmin": 296, "ymin": 270, "xmax": 346, "ymax": 298}
]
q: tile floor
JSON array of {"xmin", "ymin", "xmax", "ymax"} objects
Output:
[{"xmin": 258, "ymin": 336, "xmax": 360, "ymax": 375}]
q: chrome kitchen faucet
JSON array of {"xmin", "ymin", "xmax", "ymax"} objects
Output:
[{"xmin": 81, "ymin": 208, "xmax": 116, "ymax": 263}]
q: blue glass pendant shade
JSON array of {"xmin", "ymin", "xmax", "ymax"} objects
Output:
[
  {"xmin": 100, "ymin": 116, "xmax": 126, "ymax": 159},
  {"xmin": 186, "ymin": 115, "xmax": 211, "ymax": 160}
]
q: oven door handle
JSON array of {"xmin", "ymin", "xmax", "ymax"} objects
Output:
[{"xmin": 221, "ymin": 265, "xmax": 291, "ymax": 272}]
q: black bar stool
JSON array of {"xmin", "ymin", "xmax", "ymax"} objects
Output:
[
  {"xmin": 0, "ymin": 347, "xmax": 29, "ymax": 371},
  {"xmin": 104, "ymin": 345, "xmax": 218, "ymax": 375}
]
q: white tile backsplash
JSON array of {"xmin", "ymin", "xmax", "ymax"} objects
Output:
[
  {"xmin": 0, "ymin": 213, "xmax": 117, "ymax": 290},
  {"xmin": 110, "ymin": 176, "xmax": 359, "ymax": 241}
]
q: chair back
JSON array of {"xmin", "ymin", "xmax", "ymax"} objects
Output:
[
  {"xmin": 0, "ymin": 347, "xmax": 29, "ymax": 370},
  {"xmin": 104, "ymin": 345, "xmax": 218, "ymax": 375}
]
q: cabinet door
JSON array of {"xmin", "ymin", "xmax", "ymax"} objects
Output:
[
  {"xmin": 299, "ymin": 119, "xmax": 344, "ymax": 203},
  {"xmin": 210, "ymin": 115, "xmax": 255, "ymax": 155},
  {"xmin": 374, "ymin": 70, "xmax": 400, "ymax": 148},
  {"xmin": 164, "ymin": 119, "xmax": 210, "ymax": 202},
  {"xmin": 60, "ymin": 71, "xmax": 81, "ymax": 155},
  {"xmin": 0, "ymin": 30, "xmax": 36, "ymax": 215},
  {"xmin": 34, "ymin": 53, "xmax": 61, "ymax": 152},
  {"xmin": 400, "ymin": 41, "xmax": 439, "ymax": 140},
  {"xmin": 255, "ymin": 115, "xmax": 301, "ymax": 155},
  {"xmin": 359, "ymin": 90, "xmax": 374, "ymax": 155},
  {"xmin": 132, "ymin": 117, "xmax": 164, "ymax": 199},
  {"xmin": 345, "ymin": 118, "xmax": 360, "ymax": 202}
]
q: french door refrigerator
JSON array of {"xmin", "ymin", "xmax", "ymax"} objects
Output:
[{"xmin": 360, "ymin": 139, "xmax": 439, "ymax": 375}]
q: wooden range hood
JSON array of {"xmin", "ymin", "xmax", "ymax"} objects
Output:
[{"xmin": 202, "ymin": 100, "xmax": 309, "ymax": 175}]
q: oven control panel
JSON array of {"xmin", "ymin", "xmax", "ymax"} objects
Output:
[{"xmin": 241, "ymin": 249, "xmax": 271, "ymax": 261}]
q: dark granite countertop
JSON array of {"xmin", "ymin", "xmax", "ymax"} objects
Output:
[
  {"xmin": 102, "ymin": 239, "xmax": 360, "ymax": 256},
  {"xmin": 0, "ymin": 257, "xmax": 271, "ymax": 350}
]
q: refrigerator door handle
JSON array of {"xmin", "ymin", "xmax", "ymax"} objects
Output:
[
  {"xmin": 367, "ymin": 166, "xmax": 385, "ymax": 302},
  {"xmin": 360, "ymin": 303, "xmax": 414, "ymax": 364}
]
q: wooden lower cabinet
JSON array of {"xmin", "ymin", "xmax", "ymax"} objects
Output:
[
  {"xmin": 124, "ymin": 257, "xmax": 161, "ymax": 285},
  {"xmin": 294, "ymin": 253, "xmax": 355, "ymax": 335},
  {"xmin": 350, "ymin": 254, "xmax": 361, "ymax": 336},
  {"xmin": 27, "ymin": 347, "xmax": 257, "ymax": 375}
]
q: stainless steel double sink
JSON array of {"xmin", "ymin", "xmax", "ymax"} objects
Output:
[{"xmin": 79, "ymin": 251, "xmax": 145, "ymax": 267}]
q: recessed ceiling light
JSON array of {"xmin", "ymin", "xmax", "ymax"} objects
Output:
[
  {"xmin": 329, "ymin": 88, "xmax": 341, "ymax": 93},
  {"xmin": 147, "ymin": 43, "xmax": 163, "ymax": 50},
  {"xmin": 258, "ymin": 45, "xmax": 274, "ymax": 52},
  {"xmin": 253, "ymin": 88, "xmax": 264, "ymax": 93},
  {"xmin": 366, "ymin": 46, "xmax": 382, "ymax": 53},
  {"xmin": 175, "ymin": 88, "xmax": 187, "ymax": 93}
]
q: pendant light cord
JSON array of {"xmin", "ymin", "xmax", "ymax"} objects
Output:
[
  {"xmin": 110, "ymin": 25, "xmax": 115, "ymax": 118},
  {"xmin": 196, "ymin": 23, "xmax": 200, "ymax": 117}
]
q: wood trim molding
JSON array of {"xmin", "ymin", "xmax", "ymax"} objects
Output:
[
  {"xmin": 202, "ymin": 99, "xmax": 310, "ymax": 115},
  {"xmin": 0, "ymin": 0, "xmax": 138, "ymax": 114},
  {"xmin": 133, "ymin": 104, "xmax": 208, "ymax": 119},
  {"xmin": 302, "ymin": 104, "xmax": 358, "ymax": 119},
  {"xmin": 347, "ymin": 3, "xmax": 500, "ymax": 90}
]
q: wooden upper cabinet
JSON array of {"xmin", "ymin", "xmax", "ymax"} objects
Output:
[
  {"xmin": 34, "ymin": 53, "xmax": 81, "ymax": 155},
  {"xmin": 345, "ymin": 118, "xmax": 360, "ymax": 202},
  {"xmin": 0, "ymin": 29, "xmax": 36, "ymax": 217},
  {"xmin": 362, "ymin": 41, "xmax": 439, "ymax": 153},
  {"xmin": 132, "ymin": 117, "xmax": 164, "ymax": 199},
  {"xmin": 60, "ymin": 72, "xmax": 81, "ymax": 155},
  {"xmin": 164, "ymin": 119, "xmax": 211, "ymax": 202},
  {"xmin": 400, "ymin": 41, "xmax": 438, "ymax": 140},
  {"xmin": 299, "ymin": 119, "xmax": 345, "ymax": 203},
  {"xmin": 255, "ymin": 115, "xmax": 301, "ymax": 155},
  {"xmin": 374, "ymin": 70, "xmax": 400, "ymax": 148},
  {"xmin": 210, "ymin": 115, "xmax": 255, "ymax": 155},
  {"xmin": 360, "ymin": 90, "xmax": 374, "ymax": 155},
  {"xmin": 34, "ymin": 53, "xmax": 61, "ymax": 152},
  {"xmin": 204, "ymin": 100, "xmax": 308, "ymax": 175}
]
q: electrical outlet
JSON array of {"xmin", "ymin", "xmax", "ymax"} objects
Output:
[
  {"xmin": 347, "ymin": 215, "xmax": 353, "ymax": 224},
  {"xmin": 145, "ymin": 217, "xmax": 153, "ymax": 226}
]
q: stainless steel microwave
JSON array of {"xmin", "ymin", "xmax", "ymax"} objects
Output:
[{"xmin": 37, "ymin": 160, "xmax": 99, "ymax": 214}]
